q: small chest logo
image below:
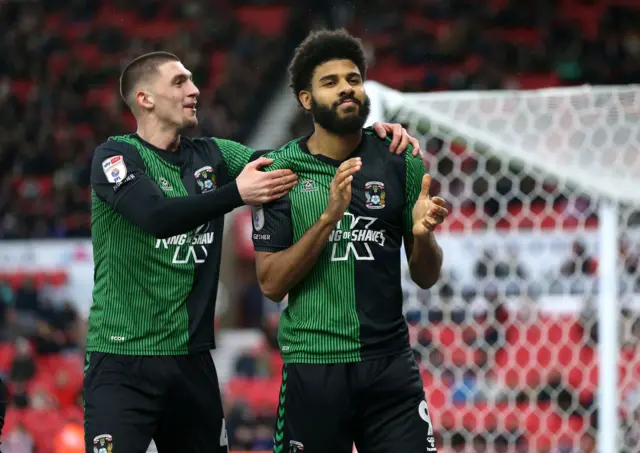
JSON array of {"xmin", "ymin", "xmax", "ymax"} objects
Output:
[
  {"xmin": 365, "ymin": 181, "xmax": 385, "ymax": 209},
  {"xmin": 300, "ymin": 179, "xmax": 318, "ymax": 193},
  {"xmin": 194, "ymin": 166, "xmax": 217, "ymax": 193},
  {"xmin": 158, "ymin": 177, "xmax": 173, "ymax": 192}
]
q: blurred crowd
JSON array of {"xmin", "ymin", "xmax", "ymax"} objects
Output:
[
  {"xmin": 0, "ymin": 0, "xmax": 300, "ymax": 239},
  {"xmin": 291, "ymin": 0, "xmax": 640, "ymax": 136},
  {"xmin": 0, "ymin": 275, "xmax": 84, "ymax": 452}
]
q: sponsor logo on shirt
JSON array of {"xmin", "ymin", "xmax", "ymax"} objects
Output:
[
  {"xmin": 328, "ymin": 213, "xmax": 387, "ymax": 261},
  {"xmin": 155, "ymin": 223, "xmax": 215, "ymax": 264}
]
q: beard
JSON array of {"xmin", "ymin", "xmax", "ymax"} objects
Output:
[{"xmin": 310, "ymin": 94, "xmax": 371, "ymax": 135}]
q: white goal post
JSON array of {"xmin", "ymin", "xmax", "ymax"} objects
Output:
[{"xmin": 365, "ymin": 81, "xmax": 640, "ymax": 453}]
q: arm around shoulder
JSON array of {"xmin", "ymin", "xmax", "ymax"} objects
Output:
[{"xmin": 91, "ymin": 141, "xmax": 244, "ymax": 238}]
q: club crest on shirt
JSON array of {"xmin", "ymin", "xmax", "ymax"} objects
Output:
[
  {"xmin": 93, "ymin": 434, "xmax": 113, "ymax": 453},
  {"xmin": 252, "ymin": 205, "xmax": 265, "ymax": 231},
  {"xmin": 364, "ymin": 181, "xmax": 385, "ymax": 209},
  {"xmin": 194, "ymin": 166, "xmax": 217, "ymax": 193}
]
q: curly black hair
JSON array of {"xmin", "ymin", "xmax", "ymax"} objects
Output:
[{"xmin": 288, "ymin": 29, "xmax": 367, "ymax": 101}]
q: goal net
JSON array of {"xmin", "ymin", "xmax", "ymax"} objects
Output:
[{"xmin": 364, "ymin": 81, "xmax": 640, "ymax": 453}]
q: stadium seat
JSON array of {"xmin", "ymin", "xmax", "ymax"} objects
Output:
[
  {"xmin": 10, "ymin": 79, "xmax": 35, "ymax": 103},
  {"xmin": 225, "ymin": 377, "xmax": 282, "ymax": 411},
  {"xmin": 0, "ymin": 343, "xmax": 15, "ymax": 373},
  {"xmin": 234, "ymin": 5, "xmax": 289, "ymax": 36}
]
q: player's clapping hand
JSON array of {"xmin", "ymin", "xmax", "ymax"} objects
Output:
[
  {"xmin": 236, "ymin": 157, "xmax": 298, "ymax": 205},
  {"xmin": 323, "ymin": 157, "xmax": 362, "ymax": 224},
  {"xmin": 372, "ymin": 122, "xmax": 422, "ymax": 157},
  {"xmin": 412, "ymin": 174, "xmax": 449, "ymax": 237}
]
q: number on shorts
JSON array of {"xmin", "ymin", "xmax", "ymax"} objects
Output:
[{"xmin": 418, "ymin": 401, "xmax": 434, "ymax": 435}]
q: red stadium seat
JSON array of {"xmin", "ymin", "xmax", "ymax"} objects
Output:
[
  {"xmin": 0, "ymin": 343, "xmax": 15, "ymax": 373},
  {"xmin": 10, "ymin": 79, "xmax": 35, "ymax": 103},
  {"xmin": 95, "ymin": 4, "xmax": 137, "ymax": 27},
  {"xmin": 234, "ymin": 5, "xmax": 289, "ymax": 36},
  {"xmin": 487, "ymin": 28, "xmax": 542, "ymax": 47}
]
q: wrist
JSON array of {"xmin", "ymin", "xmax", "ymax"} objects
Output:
[
  {"xmin": 413, "ymin": 230, "xmax": 435, "ymax": 245},
  {"xmin": 320, "ymin": 212, "xmax": 339, "ymax": 228}
]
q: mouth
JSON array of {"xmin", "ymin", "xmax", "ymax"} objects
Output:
[
  {"xmin": 184, "ymin": 102, "xmax": 197, "ymax": 113},
  {"xmin": 339, "ymin": 99, "xmax": 358, "ymax": 107}
]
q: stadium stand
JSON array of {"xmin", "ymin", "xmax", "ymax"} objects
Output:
[
  {"xmin": 0, "ymin": 0, "xmax": 301, "ymax": 240},
  {"xmin": 1, "ymin": 0, "xmax": 640, "ymax": 452}
]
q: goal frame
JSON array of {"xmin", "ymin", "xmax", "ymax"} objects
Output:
[{"xmin": 364, "ymin": 80, "xmax": 620, "ymax": 453}]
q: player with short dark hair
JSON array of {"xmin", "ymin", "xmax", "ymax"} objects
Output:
[
  {"xmin": 252, "ymin": 29, "xmax": 449, "ymax": 453},
  {"xmin": 84, "ymin": 49, "xmax": 423, "ymax": 453}
]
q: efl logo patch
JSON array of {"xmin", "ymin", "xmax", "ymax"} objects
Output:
[
  {"xmin": 93, "ymin": 434, "xmax": 113, "ymax": 453},
  {"xmin": 194, "ymin": 165, "xmax": 217, "ymax": 193},
  {"xmin": 102, "ymin": 156, "xmax": 127, "ymax": 184},
  {"xmin": 364, "ymin": 181, "xmax": 385, "ymax": 209}
]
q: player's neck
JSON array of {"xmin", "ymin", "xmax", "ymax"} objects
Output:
[
  {"xmin": 136, "ymin": 120, "xmax": 180, "ymax": 152},
  {"xmin": 307, "ymin": 126, "xmax": 362, "ymax": 161}
]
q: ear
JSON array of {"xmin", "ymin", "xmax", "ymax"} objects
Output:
[
  {"xmin": 298, "ymin": 90, "xmax": 312, "ymax": 112},
  {"xmin": 136, "ymin": 90, "xmax": 154, "ymax": 110}
]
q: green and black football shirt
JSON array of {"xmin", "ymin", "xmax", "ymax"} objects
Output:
[
  {"xmin": 252, "ymin": 129, "xmax": 426, "ymax": 364},
  {"xmin": 88, "ymin": 134, "xmax": 254, "ymax": 355}
]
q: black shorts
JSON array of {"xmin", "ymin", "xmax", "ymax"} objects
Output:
[
  {"xmin": 83, "ymin": 351, "xmax": 228, "ymax": 453},
  {"xmin": 273, "ymin": 349, "xmax": 437, "ymax": 453}
]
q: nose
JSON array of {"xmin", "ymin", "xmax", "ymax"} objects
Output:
[
  {"xmin": 339, "ymin": 83, "xmax": 355, "ymax": 99},
  {"xmin": 337, "ymin": 78, "xmax": 355, "ymax": 97},
  {"xmin": 187, "ymin": 79, "xmax": 200, "ymax": 98}
]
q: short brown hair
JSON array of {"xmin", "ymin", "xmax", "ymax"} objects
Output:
[{"xmin": 119, "ymin": 51, "xmax": 180, "ymax": 108}]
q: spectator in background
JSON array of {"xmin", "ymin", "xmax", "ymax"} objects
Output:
[
  {"xmin": 9, "ymin": 337, "xmax": 35, "ymax": 384},
  {"xmin": 11, "ymin": 383, "xmax": 28, "ymax": 410},
  {"xmin": 13, "ymin": 279, "xmax": 38, "ymax": 315},
  {"xmin": 2, "ymin": 422, "xmax": 33, "ymax": 453},
  {"xmin": 560, "ymin": 240, "xmax": 597, "ymax": 278}
]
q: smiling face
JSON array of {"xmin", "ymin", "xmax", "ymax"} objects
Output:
[
  {"xmin": 135, "ymin": 60, "xmax": 200, "ymax": 130},
  {"xmin": 299, "ymin": 59, "xmax": 370, "ymax": 135}
]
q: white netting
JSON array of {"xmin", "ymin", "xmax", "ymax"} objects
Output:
[{"xmin": 365, "ymin": 82, "xmax": 640, "ymax": 453}]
